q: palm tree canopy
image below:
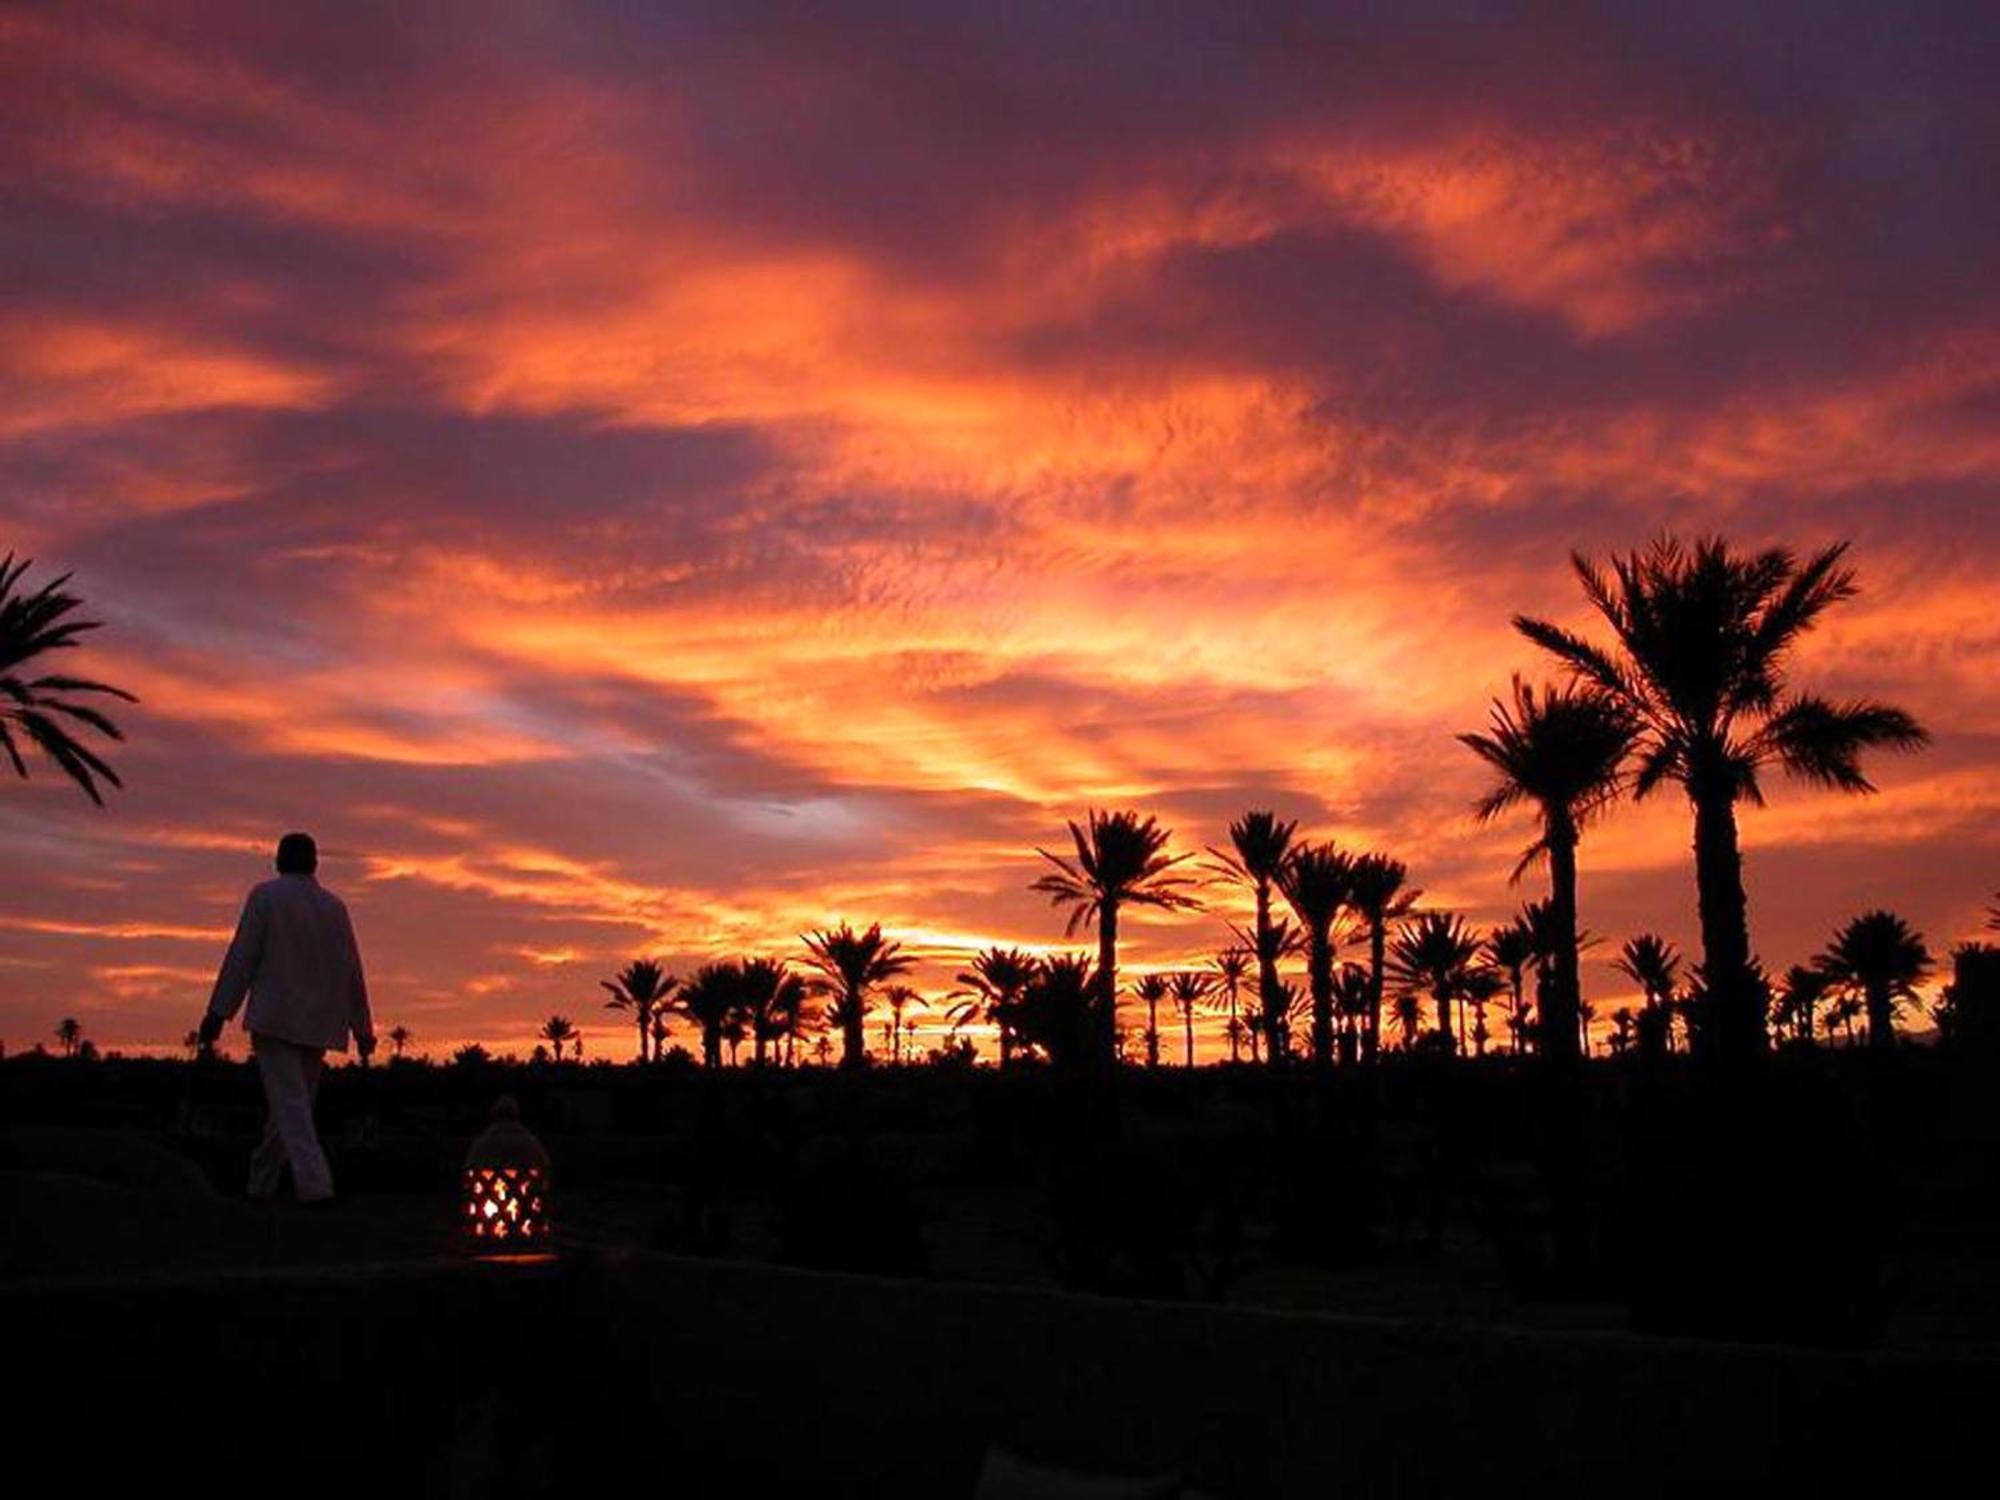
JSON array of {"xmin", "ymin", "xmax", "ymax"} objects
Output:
[
  {"xmin": 1615, "ymin": 933, "xmax": 1681, "ymax": 1002},
  {"xmin": 738, "ymin": 957, "xmax": 809, "ymax": 1037},
  {"xmin": 1031, "ymin": 809, "xmax": 1199, "ymax": 936},
  {"xmin": 1390, "ymin": 912, "xmax": 1483, "ymax": 999},
  {"xmin": 678, "ymin": 961, "xmax": 746, "ymax": 1029},
  {"xmin": 1, "ymin": 553, "xmax": 138, "ymax": 805},
  {"xmin": 1817, "ymin": 910, "xmax": 1933, "ymax": 999},
  {"xmin": 602, "ymin": 958, "xmax": 677, "ymax": 1012},
  {"xmin": 1459, "ymin": 676, "xmax": 1635, "ymax": 876},
  {"xmin": 1134, "ymin": 972, "xmax": 1171, "ymax": 1005},
  {"xmin": 1208, "ymin": 810, "xmax": 1298, "ymax": 889},
  {"xmin": 1276, "ymin": 841, "xmax": 1352, "ymax": 935},
  {"xmin": 1514, "ymin": 535, "xmax": 1926, "ymax": 806},
  {"xmin": 1346, "ymin": 852, "xmax": 1415, "ymax": 924},
  {"xmin": 955, "ymin": 946, "xmax": 1037, "ymax": 1003},
  {"xmin": 1485, "ymin": 920, "xmax": 1535, "ymax": 977},
  {"xmin": 801, "ymin": 921, "xmax": 916, "ymax": 996}
]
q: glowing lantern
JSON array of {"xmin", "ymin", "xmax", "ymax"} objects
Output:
[{"xmin": 462, "ymin": 1095, "xmax": 551, "ymax": 1248}]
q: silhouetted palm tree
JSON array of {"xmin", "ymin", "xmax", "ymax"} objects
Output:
[
  {"xmin": 1460, "ymin": 677, "xmax": 1634, "ymax": 1070},
  {"xmin": 1773, "ymin": 963, "xmax": 1830, "ymax": 1045},
  {"xmin": 677, "ymin": 962, "xmax": 743, "ymax": 1068},
  {"xmin": 952, "ymin": 946, "xmax": 1037, "ymax": 1066},
  {"xmin": 1486, "ymin": 920, "xmax": 1535, "ymax": 1055},
  {"xmin": 539, "ymin": 1014, "xmax": 577, "ymax": 1061},
  {"xmin": 1616, "ymin": 933, "xmax": 1681, "ymax": 1057},
  {"xmin": 1347, "ymin": 853, "xmax": 1415, "ymax": 1063},
  {"xmin": 1167, "ymin": 970, "xmax": 1212, "ymax": 1067},
  {"xmin": 1817, "ymin": 910, "xmax": 1933, "ymax": 1052},
  {"xmin": 739, "ymin": 957, "xmax": 808, "ymax": 1066},
  {"xmin": 1013, "ymin": 954, "xmax": 1095, "ymax": 1069},
  {"xmin": 1135, "ymin": 972, "xmax": 1170, "ymax": 1068},
  {"xmin": 1210, "ymin": 812, "xmax": 1298, "ymax": 1066},
  {"xmin": 55, "ymin": 1016, "xmax": 83, "ymax": 1056},
  {"xmin": 1277, "ymin": 841, "xmax": 1353, "ymax": 1070},
  {"xmin": 802, "ymin": 922, "xmax": 915, "ymax": 1070},
  {"xmin": 1032, "ymin": 810, "xmax": 1198, "ymax": 1067},
  {"xmin": 1, "ymin": 554, "xmax": 137, "ymax": 806},
  {"xmin": 601, "ymin": 958, "xmax": 678, "ymax": 1062},
  {"xmin": 1331, "ymin": 963, "xmax": 1373, "ymax": 1059},
  {"xmin": 387, "ymin": 1024, "xmax": 412, "ymax": 1058},
  {"xmin": 1463, "ymin": 963, "xmax": 1505, "ymax": 1056},
  {"xmin": 1390, "ymin": 912, "xmax": 1482, "ymax": 1053},
  {"xmin": 1517, "ymin": 536, "xmax": 1927, "ymax": 1067},
  {"xmin": 1208, "ymin": 945, "xmax": 1251, "ymax": 1062},
  {"xmin": 882, "ymin": 984, "xmax": 927, "ymax": 1064}
]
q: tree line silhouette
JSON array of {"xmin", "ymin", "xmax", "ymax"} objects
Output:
[{"xmin": 7, "ymin": 534, "xmax": 1981, "ymax": 1074}]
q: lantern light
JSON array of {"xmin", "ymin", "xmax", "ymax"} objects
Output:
[{"xmin": 462, "ymin": 1094, "xmax": 552, "ymax": 1249}]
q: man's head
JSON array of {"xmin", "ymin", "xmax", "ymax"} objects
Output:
[{"xmin": 275, "ymin": 832, "xmax": 318, "ymax": 876}]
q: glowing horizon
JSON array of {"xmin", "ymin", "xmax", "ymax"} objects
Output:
[{"xmin": 2, "ymin": 2, "xmax": 1995, "ymax": 1062}]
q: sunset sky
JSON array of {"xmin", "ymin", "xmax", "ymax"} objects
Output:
[{"xmin": 2, "ymin": 1, "xmax": 1994, "ymax": 1061}]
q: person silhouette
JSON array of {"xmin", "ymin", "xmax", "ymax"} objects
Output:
[{"xmin": 197, "ymin": 832, "xmax": 374, "ymax": 1202}]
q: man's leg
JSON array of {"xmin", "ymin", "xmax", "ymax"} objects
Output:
[{"xmin": 252, "ymin": 1035, "xmax": 336, "ymax": 1201}]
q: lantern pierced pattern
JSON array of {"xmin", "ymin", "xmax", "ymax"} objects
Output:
[{"xmin": 462, "ymin": 1095, "xmax": 552, "ymax": 1246}]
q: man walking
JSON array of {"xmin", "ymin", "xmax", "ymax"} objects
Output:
[{"xmin": 198, "ymin": 832, "xmax": 374, "ymax": 1202}]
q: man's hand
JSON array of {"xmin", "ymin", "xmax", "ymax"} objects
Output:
[
  {"xmin": 196, "ymin": 1011, "xmax": 225, "ymax": 1048},
  {"xmin": 355, "ymin": 1032, "xmax": 377, "ymax": 1061}
]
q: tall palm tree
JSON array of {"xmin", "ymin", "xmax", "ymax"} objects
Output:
[
  {"xmin": 1517, "ymin": 536, "xmax": 1927, "ymax": 1066},
  {"xmin": 1485, "ymin": 920, "xmax": 1535, "ymax": 1055},
  {"xmin": 1276, "ymin": 841, "xmax": 1353, "ymax": 1070},
  {"xmin": 1773, "ymin": 963, "xmax": 1830, "ymax": 1045},
  {"xmin": 677, "ymin": 962, "xmax": 744, "ymax": 1068},
  {"xmin": 1167, "ymin": 970, "xmax": 1212, "ymax": 1067},
  {"xmin": 952, "ymin": 946, "xmax": 1037, "ymax": 1066},
  {"xmin": 387, "ymin": 1024, "xmax": 412, "ymax": 1059},
  {"xmin": 1, "ymin": 555, "xmax": 137, "ymax": 806},
  {"xmin": 1209, "ymin": 812, "xmax": 1298, "ymax": 1066},
  {"xmin": 1389, "ymin": 912, "xmax": 1483, "ymax": 1053},
  {"xmin": 1031, "ymin": 810, "xmax": 1198, "ymax": 1067},
  {"xmin": 739, "ymin": 957, "xmax": 808, "ymax": 1066},
  {"xmin": 1331, "ymin": 963, "xmax": 1373, "ymax": 1060},
  {"xmin": 601, "ymin": 958, "xmax": 678, "ymax": 1062},
  {"xmin": 1208, "ymin": 945, "xmax": 1251, "ymax": 1062},
  {"xmin": 1460, "ymin": 677, "xmax": 1634, "ymax": 1069},
  {"xmin": 1346, "ymin": 853, "xmax": 1415, "ymax": 1063},
  {"xmin": 882, "ymin": 984, "xmax": 927, "ymax": 1064},
  {"xmin": 1816, "ymin": 911, "xmax": 1933, "ymax": 1053},
  {"xmin": 802, "ymin": 922, "xmax": 915, "ymax": 1070},
  {"xmin": 55, "ymin": 1016, "xmax": 83, "ymax": 1056},
  {"xmin": 1134, "ymin": 972, "xmax": 1170, "ymax": 1068},
  {"xmin": 539, "ymin": 1014, "xmax": 577, "ymax": 1061},
  {"xmin": 1463, "ymin": 964, "xmax": 1505, "ymax": 1057}
]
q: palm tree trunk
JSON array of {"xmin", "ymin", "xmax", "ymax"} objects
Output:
[
  {"xmin": 1365, "ymin": 919, "xmax": 1386, "ymax": 1064},
  {"xmin": 1183, "ymin": 1005, "xmax": 1194, "ymax": 1068},
  {"xmin": 1309, "ymin": 928, "xmax": 1334, "ymax": 1070},
  {"xmin": 1865, "ymin": 980, "xmax": 1895, "ymax": 1051},
  {"xmin": 1097, "ymin": 902, "xmax": 1120, "ymax": 1068},
  {"xmin": 1691, "ymin": 778, "xmax": 1762, "ymax": 1067},
  {"xmin": 1255, "ymin": 883, "xmax": 1281, "ymax": 1067},
  {"xmin": 1541, "ymin": 825, "xmax": 1583, "ymax": 1069},
  {"xmin": 841, "ymin": 986, "xmax": 866, "ymax": 1070}
]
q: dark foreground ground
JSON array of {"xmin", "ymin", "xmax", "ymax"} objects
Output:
[{"xmin": 5, "ymin": 1046, "xmax": 1998, "ymax": 1494}]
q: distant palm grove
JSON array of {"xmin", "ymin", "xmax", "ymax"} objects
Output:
[
  {"xmin": 554, "ymin": 536, "xmax": 1965, "ymax": 1076},
  {"xmin": 8, "ymin": 535, "xmax": 1987, "ymax": 1071}
]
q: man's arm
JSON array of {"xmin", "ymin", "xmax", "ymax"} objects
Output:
[
  {"xmin": 344, "ymin": 906, "xmax": 376, "ymax": 1055},
  {"xmin": 202, "ymin": 888, "xmax": 267, "ymax": 1037}
]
